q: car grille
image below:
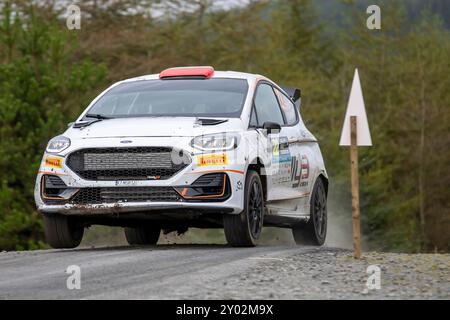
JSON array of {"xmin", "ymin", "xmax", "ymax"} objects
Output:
[
  {"xmin": 70, "ymin": 187, "xmax": 182, "ymax": 204},
  {"xmin": 66, "ymin": 147, "xmax": 190, "ymax": 181}
]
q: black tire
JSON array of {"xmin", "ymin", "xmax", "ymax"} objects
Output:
[
  {"xmin": 292, "ymin": 178, "xmax": 327, "ymax": 246},
  {"xmin": 43, "ymin": 214, "xmax": 84, "ymax": 249},
  {"xmin": 124, "ymin": 226, "xmax": 161, "ymax": 245},
  {"xmin": 223, "ymin": 170, "xmax": 264, "ymax": 247}
]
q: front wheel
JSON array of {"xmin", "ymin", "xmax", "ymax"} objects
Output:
[
  {"xmin": 223, "ymin": 170, "xmax": 264, "ymax": 247},
  {"xmin": 124, "ymin": 225, "xmax": 161, "ymax": 245},
  {"xmin": 292, "ymin": 178, "xmax": 327, "ymax": 246},
  {"xmin": 43, "ymin": 214, "xmax": 84, "ymax": 249}
]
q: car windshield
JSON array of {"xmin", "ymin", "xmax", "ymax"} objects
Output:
[{"xmin": 85, "ymin": 78, "xmax": 248, "ymax": 119}]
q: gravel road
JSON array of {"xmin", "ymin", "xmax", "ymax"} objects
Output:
[{"xmin": 0, "ymin": 245, "xmax": 448, "ymax": 299}]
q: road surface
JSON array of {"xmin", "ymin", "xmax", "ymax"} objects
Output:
[{"xmin": 0, "ymin": 245, "xmax": 448, "ymax": 299}]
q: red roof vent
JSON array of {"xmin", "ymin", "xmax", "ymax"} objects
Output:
[{"xmin": 159, "ymin": 66, "xmax": 215, "ymax": 79}]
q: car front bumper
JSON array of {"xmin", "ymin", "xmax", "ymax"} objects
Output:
[
  {"xmin": 35, "ymin": 136, "xmax": 247, "ymax": 216},
  {"xmin": 36, "ymin": 202, "xmax": 236, "ymax": 215}
]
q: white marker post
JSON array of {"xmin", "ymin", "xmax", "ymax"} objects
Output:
[{"xmin": 339, "ymin": 69, "xmax": 372, "ymax": 259}]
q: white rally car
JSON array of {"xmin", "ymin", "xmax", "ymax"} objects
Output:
[{"xmin": 35, "ymin": 66, "xmax": 328, "ymax": 248}]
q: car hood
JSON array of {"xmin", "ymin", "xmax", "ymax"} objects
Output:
[{"xmin": 66, "ymin": 117, "xmax": 244, "ymax": 139}]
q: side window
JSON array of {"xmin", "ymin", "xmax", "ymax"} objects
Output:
[
  {"xmin": 275, "ymin": 89, "xmax": 298, "ymax": 125},
  {"xmin": 254, "ymin": 83, "xmax": 285, "ymax": 126}
]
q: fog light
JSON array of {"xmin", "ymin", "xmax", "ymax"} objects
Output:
[{"xmin": 174, "ymin": 173, "xmax": 229, "ymax": 200}]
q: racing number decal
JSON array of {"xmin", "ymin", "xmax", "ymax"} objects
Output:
[
  {"xmin": 291, "ymin": 156, "xmax": 301, "ymax": 187},
  {"xmin": 301, "ymin": 155, "xmax": 309, "ymax": 180},
  {"xmin": 291, "ymin": 155, "xmax": 309, "ymax": 188}
]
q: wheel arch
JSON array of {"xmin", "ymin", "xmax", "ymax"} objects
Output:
[
  {"xmin": 307, "ymin": 172, "xmax": 329, "ymax": 207},
  {"xmin": 247, "ymin": 158, "xmax": 267, "ymax": 201},
  {"xmin": 318, "ymin": 173, "xmax": 329, "ymax": 196}
]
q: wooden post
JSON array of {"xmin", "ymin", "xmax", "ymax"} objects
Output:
[{"xmin": 350, "ymin": 116, "xmax": 362, "ymax": 259}]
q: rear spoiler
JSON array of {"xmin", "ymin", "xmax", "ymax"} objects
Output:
[{"xmin": 282, "ymin": 87, "xmax": 301, "ymax": 109}]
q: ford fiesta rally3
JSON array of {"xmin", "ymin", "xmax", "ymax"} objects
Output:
[{"xmin": 35, "ymin": 66, "xmax": 328, "ymax": 248}]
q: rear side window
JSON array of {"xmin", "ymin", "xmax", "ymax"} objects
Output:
[
  {"xmin": 253, "ymin": 83, "xmax": 285, "ymax": 126},
  {"xmin": 275, "ymin": 89, "xmax": 297, "ymax": 125}
]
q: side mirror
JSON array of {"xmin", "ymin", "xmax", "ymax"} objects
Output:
[
  {"xmin": 262, "ymin": 121, "xmax": 281, "ymax": 134},
  {"xmin": 281, "ymin": 87, "xmax": 301, "ymax": 102},
  {"xmin": 67, "ymin": 122, "xmax": 74, "ymax": 128},
  {"xmin": 282, "ymin": 87, "xmax": 302, "ymax": 110}
]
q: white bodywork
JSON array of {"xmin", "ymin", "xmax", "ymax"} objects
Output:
[{"xmin": 34, "ymin": 71, "xmax": 328, "ymax": 226}]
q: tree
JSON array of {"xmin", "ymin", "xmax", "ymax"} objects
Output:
[
  {"xmin": 340, "ymin": 1, "xmax": 450, "ymax": 252},
  {"xmin": 0, "ymin": 1, "xmax": 106, "ymax": 250}
]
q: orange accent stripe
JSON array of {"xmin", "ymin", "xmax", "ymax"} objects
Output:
[
  {"xmin": 40, "ymin": 175, "xmax": 79, "ymax": 201},
  {"xmin": 179, "ymin": 174, "xmax": 228, "ymax": 199},
  {"xmin": 188, "ymin": 169, "xmax": 244, "ymax": 175},
  {"xmin": 40, "ymin": 176, "xmax": 64, "ymax": 201},
  {"xmin": 39, "ymin": 171, "xmax": 67, "ymax": 176},
  {"xmin": 175, "ymin": 174, "xmax": 229, "ymax": 199},
  {"xmin": 299, "ymin": 192, "xmax": 310, "ymax": 198}
]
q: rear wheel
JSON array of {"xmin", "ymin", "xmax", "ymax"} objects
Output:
[
  {"xmin": 292, "ymin": 178, "xmax": 327, "ymax": 246},
  {"xmin": 124, "ymin": 226, "xmax": 161, "ymax": 245},
  {"xmin": 223, "ymin": 170, "xmax": 264, "ymax": 247},
  {"xmin": 43, "ymin": 214, "xmax": 84, "ymax": 249}
]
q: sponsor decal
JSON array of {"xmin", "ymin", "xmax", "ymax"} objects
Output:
[
  {"xmin": 271, "ymin": 138, "xmax": 280, "ymax": 157},
  {"xmin": 291, "ymin": 155, "xmax": 309, "ymax": 188},
  {"xmin": 270, "ymin": 137, "xmax": 291, "ymax": 184},
  {"xmin": 45, "ymin": 156, "xmax": 63, "ymax": 169},
  {"xmin": 197, "ymin": 153, "xmax": 227, "ymax": 166},
  {"xmin": 271, "ymin": 137, "xmax": 293, "ymax": 184},
  {"xmin": 272, "ymin": 137, "xmax": 291, "ymax": 162},
  {"xmin": 236, "ymin": 180, "xmax": 243, "ymax": 190},
  {"xmin": 278, "ymin": 137, "xmax": 291, "ymax": 163},
  {"xmin": 115, "ymin": 181, "xmax": 138, "ymax": 186}
]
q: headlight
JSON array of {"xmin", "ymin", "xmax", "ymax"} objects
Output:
[
  {"xmin": 46, "ymin": 136, "xmax": 71, "ymax": 153},
  {"xmin": 191, "ymin": 133, "xmax": 239, "ymax": 151}
]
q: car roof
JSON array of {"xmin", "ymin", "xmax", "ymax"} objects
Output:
[{"xmin": 121, "ymin": 70, "xmax": 267, "ymax": 83}]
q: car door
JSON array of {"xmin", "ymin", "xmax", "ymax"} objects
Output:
[
  {"xmin": 275, "ymin": 88, "xmax": 313, "ymax": 210},
  {"xmin": 252, "ymin": 82, "xmax": 294, "ymax": 203}
]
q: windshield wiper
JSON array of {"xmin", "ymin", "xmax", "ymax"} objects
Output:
[
  {"xmin": 73, "ymin": 119, "xmax": 101, "ymax": 129},
  {"xmin": 73, "ymin": 114, "xmax": 112, "ymax": 129},
  {"xmin": 85, "ymin": 113, "xmax": 111, "ymax": 120}
]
